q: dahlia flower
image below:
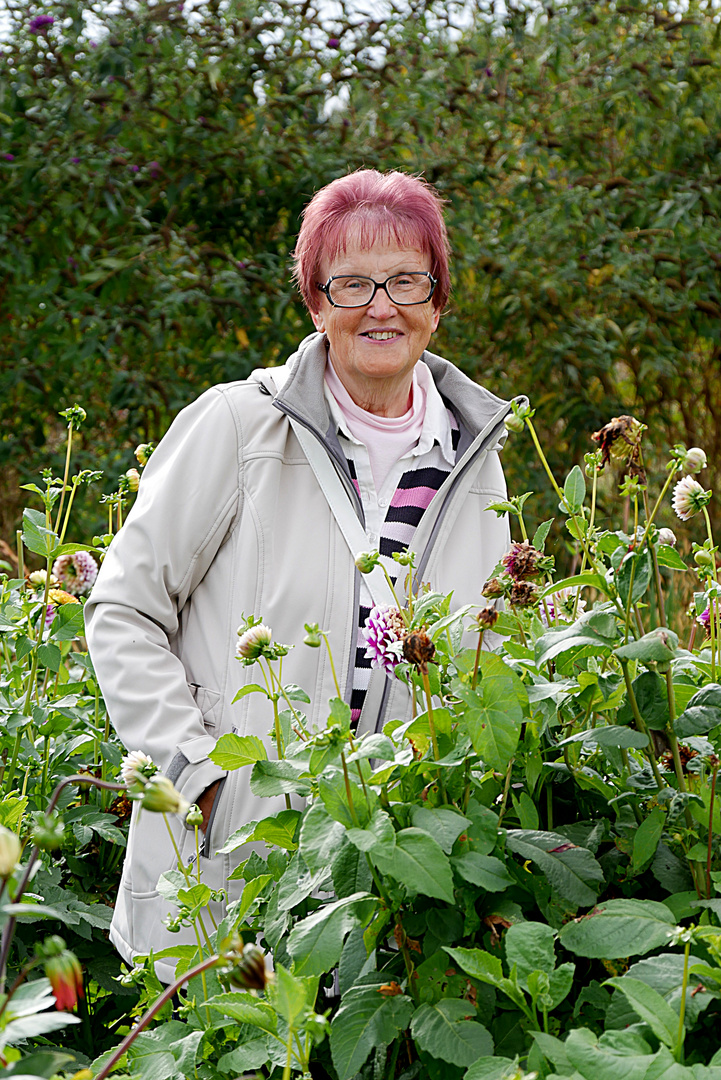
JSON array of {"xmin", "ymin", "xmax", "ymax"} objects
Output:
[
  {"xmin": 51, "ymin": 551, "xmax": 98, "ymax": 596},
  {"xmin": 672, "ymin": 476, "xmax": 711, "ymax": 521},
  {"xmin": 120, "ymin": 749, "xmax": 157, "ymax": 787},
  {"xmin": 683, "ymin": 447, "xmax": 707, "ymax": 474},
  {"xmin": 362, "ymin": 605, "xmax": 405, "ymax": 676},
  {"xmin": 657, "ymin": 528, "xmax": 677, "ymax": 547},
  {"xmin": 236, "ymin": 622, "xmax": 273, "ymax": 660},
  {"xmin": 540, "ymin": 588, "xmax": 586, "ymax": 626},
  {"xmin": 592, "ymin": 415, "xmax": 645, "ymax": 472}
]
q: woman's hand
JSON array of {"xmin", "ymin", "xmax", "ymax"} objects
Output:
[{"xmin": 196, "ymin": 780, "xmax": 221, "ymax": 832}]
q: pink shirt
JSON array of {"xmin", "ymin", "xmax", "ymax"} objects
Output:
[{"xmin": 324, "ymin": 359, "xmax": 427, "ymax": 491}]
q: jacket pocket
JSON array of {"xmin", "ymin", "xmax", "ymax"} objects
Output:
[{"xmin": 189, "ymin": 683, "xmax": 222, "ymax": 734}]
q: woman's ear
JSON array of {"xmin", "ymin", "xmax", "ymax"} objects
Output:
[{"xmin": 310, "ymin": 310, "xmax": 326, "ymax": 333}]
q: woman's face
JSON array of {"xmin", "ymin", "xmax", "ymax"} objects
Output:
[{"xmin": 310, "ymin": 235, "xmax": 441, "ymax": 407}]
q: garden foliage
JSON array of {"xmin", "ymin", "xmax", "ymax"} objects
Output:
[{"xmin": 2, "ymin": 0, "xmax": 721, "ymax": 539}]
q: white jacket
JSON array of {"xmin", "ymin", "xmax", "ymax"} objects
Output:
[{"xmin": 85, "ymin": 332, "xmax": 525, "ymax": 979}]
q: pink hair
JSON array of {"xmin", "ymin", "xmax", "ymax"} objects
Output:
[{"xmin": 293, "ymin": 170, "xmax": 451, "ymax": 313}]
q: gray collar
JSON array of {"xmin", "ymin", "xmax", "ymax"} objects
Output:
[{"xmin": 253, "ymin": 330, "xmax": 527, "ymax": 441}]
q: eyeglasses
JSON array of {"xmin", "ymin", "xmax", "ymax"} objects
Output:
[{"xmin": 315, "ymin": 272, "xmax": 437, "ymax": 308}]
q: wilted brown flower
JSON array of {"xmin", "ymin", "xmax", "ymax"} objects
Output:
[
  {"xmin": 403, "ymin": 631, "xmax": 436, "ymax": 670},
  {"xmin": 219, "ymin": 938, "xmax": 269, "ymax": 990},
  {"xmin": 592, "ymin": 415, "xmax": 646, "ymax": 479},
  {"xmin": 477, "ymin": 606, "xmax": 499, "ymax": 629},
  {"xmin": 502, "ymin": 540, "xmax": 542, "ymax": 581},
  {"xmin": 482, "ymin": 576, "xmax": 505, "ymax": 599},
  {"xmin": 660, "ymin": 745, "xmax": 698, "ymax": 774},
  {"xmin": 508, "ymin": 581, "xmax": 540, "ymax": 608}
]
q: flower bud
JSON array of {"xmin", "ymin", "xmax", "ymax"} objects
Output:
[
  {"xmin": 657, "ymin": 528, "xmax": 677, "ymax": 547},
  {"xmin": 125, "ymin": 468, "xmax": 140, "ymax": 492},
  {"xmin": 32, "ymin": 811, "xmax": 65, "ymax": 851},
  {"xmin": 402, "ymin": 630, "xmax": 435, "ymax": 669},
  {"xmin": 504, "ymin": 412, "xmax": 524, "ymax": 434},
  {"xmin": 683, "ymin": 447, "xmax": 707, "ymax": 474},
  {"xmin": 303, "ymin": 622, "xmax": 322, "ymax": 648},
  {"xmin": 219, "ymin": 937, "xmax": 269, "ymax": 990},
  {"xmin": 355, "ymin": 551, "xmax": 379, "ymax": 574},
  {"xmin": 185, "ymin": 804, "xmax": 203, "ymax": 829},
  {"xmin": 134, "ymin": 443, "xmax": 155, "ymax": 466},
  {"xmin": 59, "ymin": 405, "xmax": 87, "ymax": 429},
  {"xmin": 694, "ymin": 548, "xmax": 715, "ymax": 569},
  {"xmin": 39, "ymin": 937, "xmax": 84, "ymax": 1011},
  {"xmin": 139, "ymin": 774, "xmax": 190, "ymax": 816},
  {"xmin": 0, "ymin": 826, "xmax": 20, "ymax": 877}
]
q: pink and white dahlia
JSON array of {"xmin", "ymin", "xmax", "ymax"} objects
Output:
[
  {"xmin": 362, "ymin": 605, "xmax": 406, "ymax": 676},
  {"xmin": 51, "ymin": 551, "xmax": 98, "ymax": 596},
  {"xmin": 236, "ymin": 623, "xmax": 273, "ymax": 660},
  {"xmin": 672, "ymin": 476, "xmax": 711, "ymax": 521},
  {"xmin": 657, "ymin": 528, "xmax": 677, "ymax": 547},
  {"xmin": 540, "ymin": 588, "xmax": 587, "ymax": 627},
  {"xmin": 120, "ymin": 749, "xmax": 157, "ymax": 787},
  {"xmin": 683, "ymin": 447, "xmax": 707, "ymax": 474}
]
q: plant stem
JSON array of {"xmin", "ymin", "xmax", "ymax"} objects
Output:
[
  {"xmin": 321, "ymin": 633, "xmax": 342, "ymax": 700},
  {"xmin": 497, "ymin": 758, "xmax": 515, "ymax": 827},
  {"xmin": 620, "ymin": 661, "xmax": 666, "ymax": 791},
  {"xmin": 708, "ymin": 762, "xmax": 718, "ymax": 900},
  {"xmin": 420, "ymin": 666, "xmax": 439, "ymax": 762},
  {"xmin": 15, "ymin": 531, "xmax": 24, "ymax": 588},
  {"xmin": 94, "ymin": 955, "xmax": 219, "ymax": 1080},
  {"xmin": 54, "ymin": 421, "xmax": 74, "ymax": 535},
  {"xmin": 471, "ymin": 629, "xmax": 484, "ymax": 691},
  {"xmin": 341, "ymin": 753, "xmax": 360, "ymax": 827},
  {"xmin": 675, "ymin": 937, "xmax": 691, "ymax": 1062},
  {"xmin": 638, "ymin": 466, "xmax": 677, "ymax": 551}
]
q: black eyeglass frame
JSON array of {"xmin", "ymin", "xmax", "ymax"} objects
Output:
[{"xmin": 315, "ymin": 271, "xmax": 438, "ymax": 309}]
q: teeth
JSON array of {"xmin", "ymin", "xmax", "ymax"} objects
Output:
[{"xmin": 365, "ymin": 331, "xmax": 398, "ymax": 340}]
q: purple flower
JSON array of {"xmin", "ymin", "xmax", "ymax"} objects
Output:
[
  {"xmin": 89, "ymin": 40, "xmax": 97, "ymax": 48},
  {"xmin": 67, "ymin": 256, "xmax": 77, "ymax": 267},
  {"xmin": 29, "ymin": 14, "xmax": 54, "ymax": 33},
  {"xmin": 71, "ymin": 157, "xmax": 80, "ymax": 164},
  {"xmin": 328, "ymin": 37, "xmax": 340, "ymax": 48},
  {"xmin": 236, "ymin": 261, "xmax": 247, "ymax": 270},
  {"xmin": 44, "ymin": 604, "xmax": 56, "ymax": 631},
  {"xmin": 51, "ymin": 551, "xmax": 98, "ymax": 596},
  {"xmin": 362, "ymin": 605, "xmax": 405, "ymax": 676},
  {"xmin": 129, "ymin": 164, "xmax": 139, "ymax": 172},
  {"xmin": 148, "ymin": 161, "xmax": 162, "ymax": 176},
  {"xmin": 485, "ymin": 67, "xmax": 492, "ymax": 77},
  {"xmin": 697, "ymin": 606, "xmax": 711, "ymax": 632},
  {"xmin": 3, "ymin": 154, "xmax": 14, "ymax": 162}
]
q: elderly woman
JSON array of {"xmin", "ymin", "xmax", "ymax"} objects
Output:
[{"xmin": 85, "ymin": 169, "xmax": 523, "ymax": 979}]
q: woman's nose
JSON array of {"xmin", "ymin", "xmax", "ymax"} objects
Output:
[{"xmin": 366, "ymin": 283, "xmax": 397, "ymax": 319}]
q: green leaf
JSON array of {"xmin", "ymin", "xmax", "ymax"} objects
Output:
[
  {"xmin": 299, "ymin": 801, "xmax": 346, "ymax": 874},
  {"xmin": 564, "ymin": 465, "xmax": 586, "ymax": 512},
  {"xmin": 464, "ymin": 1057, "xmax": 521, "ymax": 1080},
  {"xmin": 22, "ymin": 508, "xmax": 59, "ymax": 557},
  {"xmin": 371, "ymin": 828, "xmax": 455, "ymax": 903},
  {"xmin": 209, "ymin": 733, "xmax": 267, "ymax": 770},
  {"xmin": 632, "ymin": 809, "xmax": 666, "ymax": 872},
  {"xmin": 347, "ymin": 809, "xmax": 396, "ymax": 855},
  {"xmin": 505, "ymin": 922, "xmax": 556, "ymax": 981},
  {"xmin": 411, "ymin": 999, "xmax": 493, "ymax": 1067},
  {"xmin": 604, "ymin": 977, "xmax": 679, "ymax": 1049},
  {"xmin": 615, "ymin": 628, "xmax": 679, "ymax": 667},
  {"xmin": 286, "ymin": 892, "xmax": 375, "ymax": 976},
  {"xmin": 36, "ymin": 643, "xmax": 61, "ymax": 673},
  {"xmin": 656, "ymin": 545, "xmax": 688, "ymax": 571},
  {"xmin": 558, "ymin": 899, "xmax": 675, "ymax": 959},
  {"xmin": 253, "ymin": 808, "xmax": 301, "ymax": 850},
  {"xmin": 231, "ymin": 682, "xmax": 269, "ymax": 702},
  {"xmin": 505, "ymin": 830, "xmax": 604, "ymax": 906},
  {"xmin": 443, "ymin": 946, "xmax": 527, "ymax": 1012},
  {"xmin": 619, "ymin": 671, "xmax": 670, "ymax": 731},
  {"xmin": 206, "ymin": 991, "xmax": 277, "ymax": 1033},
  {"xmin": 564, "ymin": 1026, "xmax": 654, "ymax": 1080},
  {"xmin": 617, "ymin": 549, "xmax": 652, "ymax": 605},
  {"xmin": 250, "ymin": 759, "xmax": 310, "ymax": 797},
  {"xmin": 535, "ymin": 609, "xmax": 619, "ymax": 667},
  {"xmin": 410, "ymin": 806, "xmax": 471, "ymax": 854},
  {"xmin": 283, "ymin": 683, "xmax": 311, "ymax": 703},
  {"xmin": 532, "ymin": 519, "xmax": 554, "ymax": 551},
  {"xmin": 457, "ymin": 668, "xmax": 524, "ymax": 771},
  {"xmin": 269, "ymin": 964, "xmax": 314, "ymax": 1029},
  {"xmin": 452, "ymin": 853, "xmax": 513, "ymax": 892},
  {"xmin": 330, "ymin": 980, "xmax": 414, "ymax": 1080},
  {"xmin": 48, "ymin": 603, "xmax": 85, "ymax": 641},
  {"xmin": 593, "ymin": 726, "xmax": 649, "ymax": 749},
  {"xmin": 674, "ymin": 683, "xmax": 721, "ymax": 738},
  {"xmin": 539, "ymin": 572, "xmax": 608, "ymax": 601}
]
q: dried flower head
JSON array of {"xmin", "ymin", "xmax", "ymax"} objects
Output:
[
  {"xmin": 657, "ymin": 528, "xmax": 677, "ymax": 547},
  {"xmin": 592, "ymin": 415, "xmax": 646, "ymax": 477},
  {"xmin": 120, "ymin": 749, "xmax": 157, "ymax": 787},
  {"xmin": 683, "ymin": 447, "xmax": 707, "ymax": 474},
  {"xmin": 502, "ymin": 540, "xmax": 542, "ymax": 581},
  {"xmin": 482, "ymin": 576, "xmax": 506, "ymax": 600},
  {"xmin": 403, "ymin": 630, "xmax": 436, "ymax": 670},
  {"xmin": 672, "ymin": 476, "xmax": 712, "ymax": 521},
  {"xmin": 219, "ymin": 937, "xmax": 269, "ymax": 990},
  {"xmin": 363, "ymin": 605, "xmax": 405, "ymax": 675},
  {"xmin": 509, "ymin": 581, "xmax": 540, "ymax": 608},
  {"xmin": 236, "ymin": 623, "xmax": 273, "ymax": 660},
  {"xmin": 661, "ymin": 745, "xmax": 698, "ymax": 774},
  {"xmin": 477, "ymin": 606, "xmax": 499, "ymax": 630},
  {"xmin": 51, "ymin": 551, "xmax": 98, "ymax": 596}
]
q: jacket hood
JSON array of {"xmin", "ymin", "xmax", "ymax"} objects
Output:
[{"xmin": 250, "ymin": 331, "xmax": 529, "ymax": 442}]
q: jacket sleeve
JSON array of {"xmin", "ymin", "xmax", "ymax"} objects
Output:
[{"xmin": 84, "ymin": 387, "xmax": 241, "ymax": 812}]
